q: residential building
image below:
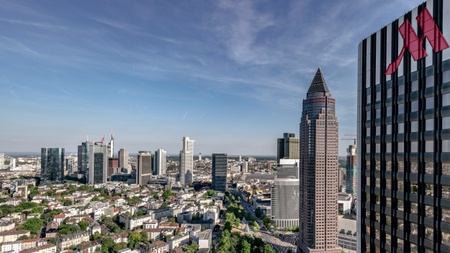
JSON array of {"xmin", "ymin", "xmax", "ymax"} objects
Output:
[
  {"xmin": 21, "ymin": 244, "xmax": 57, "ymax": 253},
  {"xmin": 41, "ymin": 148, "xmax": 64, "ymax": 182},
  {"xmin": 167, "ymin": 234, "xmax": 189, "ymax": 251},
  {"xmin": 137, "ymin": 151, "xmax": 153, "ymax": 185},
  {"xmin": 179, "ymin": 137, "xmax": 194, "ymax": 185},
  {"xmin": 0, "ymin": 230, "xmax": 30, "ymax": 243},
  {"xmin": 197, "ymin": 229, "xmax": 212, "ymax": 250},
  {"xmin": 212, "ymin": 153, "xmax": 227, "ymax": 193},
  {"xmin": 345, "ymin": 144, "xmax": 357, "ymax": 195},
  {"xmin": 58, "ymin": 231, "xmax": 89, "ymax": 251},
  {"xmin": 154, "ymin": 149, "xmax": 167, "ymax": 176},
  {"xmin": 358, "ymin": 0, "xmax": 450, "ymax": 251},
  {"xmin": 298, "ymin": 68, "xmax": 339, "ymax": 253},
  {"xmin": 277, "ymin": 133, "xmax": 300, "ymax": 163},
  {"xmin": 271, "ymin": 163, "xmax": 299, "ymax": 229}
]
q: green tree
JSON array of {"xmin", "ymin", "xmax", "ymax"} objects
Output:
[
  {"xmin": 62, "ymin": 199, "xmax": 72, "ymax": 206},
  {"xmin": 101, "ymin": 237, "xmax": 114, "ymax": 253},
  {"xmin": 59, "ymin": 223, "xmax": 80, "ymax": 235},
  {"xmin": 263, "ymin": 244, "xmax": 275, "ymax": 253},
  {"xmin": 239, "ymin": 240, "xmax": 251, "ymax": 253},
  {"xmin": 251, "ymin": 221, "xmax": 260, "ymax": 232},
  {"xmin": 129, "ymin": 231, "xmax": 143, "ymax": 249},
  {"xmin": 78, "ymin": 221, "xmax": 89, "ymax": 231},
  {"xmin": 18, "ymin": 217, "xmax": 44, "ymax": 234},
  {"xmin": 113, "ymin": 242, "xmax": 128, "ymax": 252},
  {"xmin": 91, "ymin": 196, "xmax": 101, "ymax": 202},
  {"xmin": 31, "ymin": 206, "xmax": 44, "ymax": 214},
  {"xmin": 184, "ymin": 242, "xmax": 199, "ymax": 253},
  {"xmin": 162, "ymin": 190, "xmax": 174, "ymax": 200}
]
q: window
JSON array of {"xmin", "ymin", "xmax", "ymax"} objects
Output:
[
  {"xmin": 411, "ymin": 100, "xmax": 419, "ymax": 112},
  {"xmin": 387, "ymin": 125, "xmax": 392, "ymax": 135},
  {"xmin": 411, "ymin": 80, "xmax": 418, "ymax": 91},
  {"xmin": 443, "ymin": 93, "xmax": 450, "ymax": 107},
  {"xmin": 444, "ymin": 117, "xmax": 450, "ymax": 129},
  {"xmin": 443, "ymin": 70, "xmax": 450, "ymax": 83},
  {"xmin": 411, "ymin": 121, "xmax": 418, "ymax": 132},
  {"xmin": 387, "ymin": 88, "xmax": 392, "ymax": 98},
  {"xmin": 398, "ymin": 104, "xmax": 404, "ymax": 115},
  {"xmin": 443, "ymin": 140, "xmax": 450, "ymax": 152},
  {"xmin": 386, "ymin": 106, "xmax": 392, "ymax": 117},
  {"xmin": 398, "ymin": 142, "xmax": 404, "ymax": 153},
  {"xmin": 426, "ymin": 141, "xmax": 434, "ymax": 153},
  {"xmin": 411, "ymin": 141, "xmax": 418, "ymax": 153},
  {"xmin": 426, "ymin": 119, "xmax": 434, "ymax": 131},
  {"xmin": 398, "ymin": 84, "xmax": 405, "ymax": 95},
  {"xmin": 426, "ymin": 75, "xmax": 434, "ymax": 88},
  {"xmin": 426, "ymin": 97, "xmax": 434, "ymax": 109},
  {"xmin": 398, "ymin": 123, "xmax": 404, "ymax": 134}
]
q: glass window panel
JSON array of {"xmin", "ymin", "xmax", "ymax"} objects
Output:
[
  {"xmin": 398, "ymin": 84, "xmax": 404, "ymax": 95},
  {"xmin": 426, "ymin": 119, "xmax": 434, "ymax": 131},
  {"xmin": 411, "ymin": 121, "xmax": 418, "ymax": 132},
  {"xmin": 367, "ymin": 94, "xmax": 371, "ymax": 104},
  {"xmin": 398, "ymin": 104, "xmax": 404, "ymax": 115},
  {"xmin": 443, "ymin": 70, "xmax": 450, "ymax": 83},
  {"xmin": 442, "ymin": 231, "xmax": 450, "ymax": 248},
  {"xmin": 411, "ymin": 141, "xmax": 418, "ymax": 153},
  {"xmin": 444, "ymin": 163, "xmax": 450, "ymax": 177},
  {"xmin": 443, "ymin": 206, "xmax": 450, "ymax": 225},
  {"xmin": 426, "ymin": 184, "xmax": 433, "ymax": 196},
  {"xmin": 376, "ymin": 109, "xmax": 381, "ymax": 118},
  {"xmin": 376, "ymin": 144, "xmax": 380, "ymax": 153},
  {"xmin": 387, "ymin": 88, "xmax": 392, "ymax": 98},
  {"xmin": 386, "ymin": 143, "xmax": 392, "ymax": 152},
  {"xmin": 387, "ymin": 125, "xmax": 392, "ymax": 135},
  {"xmin": 366, "ymin": 110, "xmax": 371, "ymax": 119},
  {"xmin": 398, "ymin": 123, "xmax": 404, "ymax": 134},
  {"xmin": 425, "ymin": 162, "xmax": 433, "ymax": 174},
  {"xmin": 411, "ymin": 100, "xmax": 419, "ymax": 111},
  {"xmin": 443, "ymin": 93, "xmax": 450, "ymax": 107},
  {"xmin": 443, "ymin": 185, "xmax": 450, "ymax": 199},
  {"xmin": 366, "ymin": 144, "xmax": 370, "ymax": 153},
  {"xmin": 386, "ymin": 161, "xmax": 392, "ymax": 172},
  {"xmin": 376, "ymin": 91, "xmax": 381, "ymax": 101},
  {"xmin": 443, "ymin": 117, "xmax": 450, "ymax": 129},
  {"xmin": 411, "ymin": 162, "xmax": 418, "ymax": 173},
  {"xmin": 398, "ymin": 142, "xmax": 404, "ymax": 153},
  {"xmin": 386, "ymin": 106, "xmax": 392, "ymax": 117},
  {"xmin": 426, "ymin": 141, "xmax": 434, "ymax": 153},
  {"xmin": 398, "ymin": 161, "xmax": 404, "ymax": 172},
  {"xmin": 426, "ymin": 97, "xmax": 434, "ymax": 109},
  {"xmin": 426, "ymin": 75, "xmax": 434, "ymax": 88},
  {"xmin": 376, "ymin": 126, "xmax": 380, "ymax": 136},
  {"xmin": 411, "ymin": 80, "xmax": 418, "ymax": 91},
  {"xmin": 443, "ymin": 140, "xmax": 450, "ymax": 152},
  {"xmin": 411, "ymin": 222, "xmax": 418, "ymax": 235},
  {"xmin": 425, "ymin": 205, "xmax": 434, "ymax": 218}
]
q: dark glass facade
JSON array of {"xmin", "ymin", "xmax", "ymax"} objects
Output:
[
  {"xmin": 358, "ymin": 0, "xmax": 450, "ymax": 251},
  {"xmin": 41, "ymin": 148, "xmax": 64, "ymax": 182},
  {"xmin": 212, "ymin": 153, "xmax": 227, "ymax": 193}
]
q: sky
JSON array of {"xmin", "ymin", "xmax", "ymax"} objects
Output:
[{"xmin": 0, "ymin": 0, "xmax": 425, "ymax": 156}]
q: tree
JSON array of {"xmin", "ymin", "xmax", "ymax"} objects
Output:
[
  {"xmin": 184, "ymin": 242, "xmax": 199, "ymax": 253},
  {"xmin": 113, "ymin": 242, "xmax": 128, "ymax": 252},
  {"xmin": 101, "ymin": 237, "xmax": 114, "ymax": 253},
  {"xmin": 48, "ymin": 237, "xmax": 57, "ymax": 244},
  {"xmin": 62, "ymin": 199, "xmax": 72, "ymax": 206},
  {"xmin": 263, "ymin": 244, "xmax": 275, "ymax": 253},
  {"xmin": 18, "ymin": 218, "xmax": 44, "ymax": 234},
  {"xmin": 162, "ymin": 190, "xmax": 174, "ymax": 200},
  {"xmin": 129, "ymin": 231, "xmax": 143, "ymax": 249},
  {"xmin": 59, "ymin": 223, "xmax": 80, "ymax": 235},
  {"xmin": 251, "ymin": 221, "xmax": 260, "ymax": 232},
  {"xmin": 78, "ymin": 221, "xmax": 89, "ymax": 231},
  {"xmin": 239, "ymin": 240, "xmax": 251, "ymax": 253},
  {"xmin": 91, "ymin": 196, "xmax": 101, "ymax": 202}
]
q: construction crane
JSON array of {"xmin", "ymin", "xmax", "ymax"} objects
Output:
[{"xmin": 342, "ymin": 134, "xmax": 357, "ymax": 145}]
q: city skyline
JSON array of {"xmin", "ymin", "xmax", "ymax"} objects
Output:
[{"xmin": 0, "ymin": 0, "xmax": 424, "ymax": 156}]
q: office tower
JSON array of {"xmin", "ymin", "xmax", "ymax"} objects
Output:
[
  {"xmin": 179, "ymin": 137, "xmax": 195, "ymax": 185},
  {"xmin": 212, "ymin": 153, "xmax": 227, "ymax": 192},
  {"xmin": 108, "ymin": 134, "xmax": 115, "ymax": 158},
  {"xmin": 0, "ymin": 153, "xmax": 4, "ymax": 169},
  {"xmin": 86, "ymin": 141, "xmax": 108, "ymax": 184},
  {"xmin": 277, "ymin": 133, "xmax": 300, "ymax": 163},
  {"xmin": 41, "ymin": 148, "xmax": 65, "ymax": 182},
  {"xmin": 271, "ymin": 163, "xmax": 299, "ymax": 229},
  {"xmin": 65, "ymin": 157, "xmax": 75, "ymax": 175},
  {"xmin": 78, "ymin": 141, "xmax": 89, "ymax": 175},
  {"xmin": 154, "ymin": 149, "xmax": 167, "ymax": 176},
  {"xmin": 298, "ymin": 68, "xmax": 339, "ymax": 253},
  {"xmin": 108, "ymin": 158, "xmax": 119, "ymax": 177},
  {"xmin": 10, "ymin": 158, "xmax": 15, "ymax": 170},
  {"xmin": 118, "ymin": 148, "xmax": 128, "ymax": 169},
  {"xmin": 358, "ymin": 1, "xmax": 450, "ymax": 251},
  {"xmin": 345, "ymin": 144, "xmax": 357, "ymax": 195},
  {"xmin": 198, "ymin": 153, "xmax": 202, "ymax": 161},
  {"xmin": 137, "ymin": 151, "xmax": 153, "ymax": 185},
  {"xmin": 241, "ymin": 161, "xmax": 248, "ymax": 173}
]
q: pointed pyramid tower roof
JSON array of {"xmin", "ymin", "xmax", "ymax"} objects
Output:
[{"xmin": 307, "ymin": 67, "xmax": 330, "ymax": 94}]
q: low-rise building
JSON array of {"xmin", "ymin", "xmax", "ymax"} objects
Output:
[
  {"xmin": 58, "ymin": 231, "xmax": 89, "ymax": 250},
  {"xmin": 0, "ymin": 230, "xmax": 30, "ymax": 243},
  {"xmin": 76, "ymin": 240, "xmax": 102, "ymax": 253},
  {"xmin": 0, "ymin": 220, "xmax": 14, "ymax": 232},
  {"xmin": 196, "ymin": 229, "xmax": 212, "ymax": 249},
  {"xmin": 20, "ymin": 243, "xmax": 57, "ymax": 253},
  {"xmin": 137, "ymin": 240, "xmax": 169, "ymax": 253},
  {"xmin": 166, "ymin": 234, "xmax": 189, "ymax": 251},
  {"xmin": 141, "ymin": 228, "xmax": 163, "ymax": 240}
]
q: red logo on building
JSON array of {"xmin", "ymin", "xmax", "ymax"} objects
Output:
[{"xmin": 385, "ymin": 8, "xmax": 449, "ymax": 75}]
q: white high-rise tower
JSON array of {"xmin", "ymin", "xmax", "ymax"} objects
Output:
[{"xmin": 179, "ymin": 137, "xmax": 194, "ymax": 185}]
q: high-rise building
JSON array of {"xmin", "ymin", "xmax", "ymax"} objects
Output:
[
  {"xmin": 154, "ymin": 149, "xmax": 167, "ymax": 176},
  {"xmin": 88, "ymin": 141, "xmax": 108, "ymax": 184},
  {"xmin": 358, "ymin": 1, "xmax": 450, "ymax": 251},
  {"xmin": 277, "ymin": 133, "xmax": 300, "ymax": 163},
  {"xmin": 212, "ymin": 153, "xmax": 227, "ymax": 192},
  {"xmin": 78, "ymin": 141, "xmax": 89, "ymax": 176},
  {"xmin": 345, "ymin": 144, "xmax": 357, "ymax": 195},
  {"xmin": 65, "ymin": 157, "xmax": 75, "ymax": 175},
  {"xmin": 108, "ymin": 134, "xmax": 115, "ymax": 158},
  {"xmin": 0, "ymin": 153, "xmax": 4, "ymax": 169},
  {"xmin": 41, "ymin": 148, "xmax": 65, "ymax": 182},
  {"xmin": 137, "ymin": 151, "xmax": 153, "ymax": 185},
  {"xmin": 179, "ymin": 137, "xmax": 194, "ymax": 185},
  {"xmin": 271, "ymin": 162, "xmax": 299, "ymax": 229},
  {"xmin": 118, "ymin": 148, "xmax": 128, "ymax": 170},
  {"xmin": 298, "ymin": 68, "xmax": 339, "ymax": 253}
]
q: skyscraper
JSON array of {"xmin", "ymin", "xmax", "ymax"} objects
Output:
[
  {"xmin": 137, "ymin": 151, "xmax": 152, "ymax": 185},
  {"xmin": 118, "ymin": 148, "xmax": 128, "ymax": 170},
  {"xmin": 271, "ymin": 162, "xmax": 299, "ymax": 229},
  {"xmin": 154, "ymin": 149, "xmax": 167, "ymax": 176},
  {"xmin": 41, "ymin": 148, "xmax": 65, "ymax": 182},
  {"xmin": 212, "ymin": 153, "xmax": 227, "ymax": 193},
  {"xmin": 88, "ymin": 141, "xmax": 108, "ymax": 184},
  {"xmin": 358, "ymin": 1, "xmax": 450, "ymax": 251},
  {"xmin": 298, "ymin": 68, "xmax": 339, "ymax": 253},
  {"xmin": 108, "ymin": 134, "xmax": 115, "ymax": 158},
  {"xmin": 0, "ymin": 153, "xmax": 4, "ymax": 169},
  {"xmin": 78, "ymin": 141, "xmax": 89, "ymax": 176},
  {"xmin": 277, "ymin": 133, "xmax": 300, "ymax": 163},
  {"xmin": 345, "ymin": 144, "xmax": 357, "ymax": 195},
  {"xmin": 179, "ymin": 137, "xmax": 194, "ymax": 185}
]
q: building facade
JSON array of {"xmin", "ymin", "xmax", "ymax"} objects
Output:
[
  {"xmin": 358, "ymin": 0, "xmax": 450, "ymax": 252},
  {"xmin": 154, "ymin": 149, "xmax": 167, "ymax": 176},
  {"xmin": 179, "ymin": 137, "xmax": 194, "ymax": 185},
  {"xmin": 78, "ymin": 141, "xmax": 89, "ymax": 177},
  {"xmin": 41, "ymin": 148, "xmax": 65, "ymax": 182},
  {"xmin": 87, "ymin": 142, "xmax": 108, "ymax": 184},
  {"xmin": 298, "ymin": 68, "xmax": 340, "ymax": 253},
  {"xmin": 277, "ymin": 133, "xmax": 300, "ymax": 163},
  {"xmin": 118, "ymin": 148, "xmax": 128, "ymax": 170},
  {"xmin": 212, "ymin": 153, "xmax": 227, "ymax": 193},
  {"xmin": 137, "ymin": 151, "xmax": 153, "ymax": 185},
  {"xmin": 271, "ymin": 163, "xmax": 299, "ymax": 229},
  {"xmin": 345, "ymin": 144, "xmax": 357, "ymax": 195}
]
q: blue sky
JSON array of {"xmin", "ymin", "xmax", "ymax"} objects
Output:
[{"xmin": 0, "ymin": 0, "xmax": 424, "ymax": 156}]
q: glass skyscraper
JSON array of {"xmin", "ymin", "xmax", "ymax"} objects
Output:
[
  {"xmin": 358, "ymin": 0, "xmax": 450, "ymax": 251},
  {"xmin": 212, "ymin": 153, "xmax": 227, "ymax": 193},
  {"xmin": 41, "ymin": 148, "xmax": 65, "ymax": 182}
]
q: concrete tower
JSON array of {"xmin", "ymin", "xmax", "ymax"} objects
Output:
[{"xmin": 179, "ymin": 137, "xmax": 195, "ymax": 185}]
